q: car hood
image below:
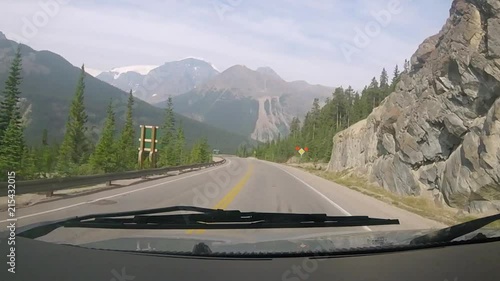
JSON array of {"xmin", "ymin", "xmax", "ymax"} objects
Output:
[{"xmin": 77, "ymin": 228, "xmax": 500, "ymax": 254}]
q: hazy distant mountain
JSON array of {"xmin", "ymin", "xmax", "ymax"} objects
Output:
[
  {"xmin": 158, "ymin": 65, "xmax": 333, "ymax": 142},
  {"xmin": 256, "ymin": 66, "xmax": 282, "ymax": 80},
  {"xmin": 0, "ymin": 34, "xmax": 255, "ymax": 153},
  {"xmin": 96, "ymin": 58, "xmax": 219, "ymax": 104}
]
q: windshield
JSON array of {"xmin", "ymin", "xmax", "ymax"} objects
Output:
[{"xmin": 1, "ymin": 0, "xmax": 500, "ymax": 261}]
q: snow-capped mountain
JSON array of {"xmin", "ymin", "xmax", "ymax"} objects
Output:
[
  {"xmin": 109, "ymin": 65, "xmax": 158, "ymax": 78},
  {"xmin": 96, "ymin": 59, "xmax": 219, "ymax": 103}
]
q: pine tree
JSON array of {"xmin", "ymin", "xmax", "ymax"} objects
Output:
[
  {"xmin": 345, "ymin": 86, "xmax": 355, "ymax": 127},
  {"xmin": 289, "ymin": 117, "xmax": 301, "ymax": 139},
  {"xmin": 89, "ymin": 99, "xmax": 118, "ymax": 173},
  {"xmin": 189, "ymin": 141, "xmax": 201, "ymax": 164},
  {"xmin": 0, "ymin": 46, "xmax": 23, "ymax": 142},
  {"xmin": 310, "ymin": 98, "xmax": 321, "ymax": 140},
  {"xmin": 159, "ymin": 96, "xmax": 176, "ymax": 166},
  {"xmin": 38, "ymin": 130, "xmax": 56, "ymax": 177},
  {"xmin": 369, "ymin": 77, "xmax": 379, "ymax": 89},
  {"xmin": 57, "ymin": 65, "xmax": 90, "ymax": 175},
  {"xmin": 351, "ymin": 92, "xmax": 363, "ymax": 123},
  {"xmin": 174, "ymin": 124, "xmax": 185, "ymax": 165},
  {"xmin": 0, "ymin": 46, "xmax": 26, "ymax": 180},
  {"xmin": 0, "ymin": 118, "xmax": 25, "ymax": 180},
  {"xmin": 189, "ymin": 138, "xmax": 211, "ymax": 163},
  {"xmin": 118, "ymin": 90, "xmax": 137, "ymax": 170},
  {"xmin": 332, "ymin": 87, "xmax": 348, "ymax": 130},
  {"xmin": 20, "ymin": 146, "xmax": 36, "ymax": 179},
  {"xmin": 366, "ymin": 77, "xmax": 381, "ymax": 108},
  {"xmin": 380, "ymin": 68, "xmax": 389, "ymax": 89},
  {"xmin": 392, "ymin": 65, "xmax": 400, "ymax": 85},
  {"xmin": 199, "ymin": 137, "xmax": 210, "ymax": 163}
]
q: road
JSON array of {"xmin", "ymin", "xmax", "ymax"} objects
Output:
[{"xmin": 0, "ymin": 157, "xmax": 445, "ymax": 245}]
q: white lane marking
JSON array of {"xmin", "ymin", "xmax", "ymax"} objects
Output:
[
  {"xmin": 0, "ymin": 159, "xmax": 232, "ymax": 223},
  {"xmin": 271, "ymin": 162, "xmax": 372, "ymax": 232}
]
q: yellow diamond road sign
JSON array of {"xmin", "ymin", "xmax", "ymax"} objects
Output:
[{"xmin": 298, "ymin": 148, "xmax": 305, "ymax": 156}]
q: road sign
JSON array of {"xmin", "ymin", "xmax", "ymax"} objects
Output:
[{"xmin": 295, "ymin": 146, "xmax": 309, "ymax": 157}]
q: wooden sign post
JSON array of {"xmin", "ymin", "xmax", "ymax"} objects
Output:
[{"xmin": 138, "ymin": 125, "xmax": 159, "ymax": 169}]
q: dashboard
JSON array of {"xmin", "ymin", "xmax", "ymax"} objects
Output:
[{"xmin": 1, "ymin": 236, "xmax": 499, "ymax": 281}]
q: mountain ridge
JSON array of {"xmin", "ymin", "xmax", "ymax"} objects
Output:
[
  {"xmin": 0, "ymin": 34, "xmax": 255, "ymax": 153},
  {"xmin": 162, "ymin": 65, "xmax": 333, "ymax": 141}
]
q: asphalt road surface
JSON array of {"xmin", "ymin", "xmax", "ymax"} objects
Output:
[{"xmin": 0, "ymin": 157, "xmax": 445, "ymax": 245}]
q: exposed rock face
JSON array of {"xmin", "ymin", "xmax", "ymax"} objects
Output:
[
  {"xmin": 251, "ymin": 96, "xmax": 292, "ymax": 142},
  {"xmin": 327, "ymin": 0, "xmax": 500, "ymax": 213}
]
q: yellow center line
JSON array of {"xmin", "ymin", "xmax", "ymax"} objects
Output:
[{"xmin": 186, "ymin": 164, "xmax": 254, "ymax": 235}]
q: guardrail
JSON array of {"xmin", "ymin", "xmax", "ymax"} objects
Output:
[{"xmin": 0, "ymin": 159, "xmax": 226, "ymax": 196}]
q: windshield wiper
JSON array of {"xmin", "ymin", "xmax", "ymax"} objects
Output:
[
  {"xmin": 410, "ymin": 213, "xmax": 500, "ymax": 245},
  {"xmin": 18, "ymin": 206, "xmax": 399, "ymax": 239}
]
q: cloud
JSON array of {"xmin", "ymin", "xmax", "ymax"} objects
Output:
[{"xmin": 0, "ymin": 0, "xmax": 450, "ymax": 89}]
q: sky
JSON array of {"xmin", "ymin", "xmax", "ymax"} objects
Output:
[{"xmin": 0, "ymin": 0, "xmax": 451, "ymax": 89}]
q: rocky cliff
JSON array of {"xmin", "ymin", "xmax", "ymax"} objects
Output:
[{"xmin": 327, "ymin": 0, "xmax": 500, "ymax": 214}]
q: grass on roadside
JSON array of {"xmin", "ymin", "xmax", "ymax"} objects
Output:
[{"xmin": 300, "ymin": 167, "xmax": 500, "ymax": 228}]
